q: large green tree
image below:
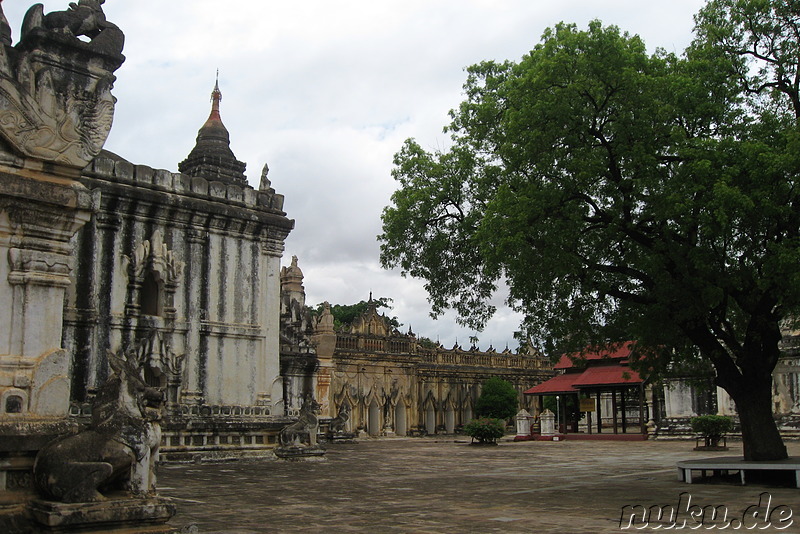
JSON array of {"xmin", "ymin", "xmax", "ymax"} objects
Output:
[
  {"xmin": 380, "ymin": 0, "xmax": 800, "ymax": 461},
  {"xmin": 475, "ymin": 377, "xmax": 519, "ymax": 420},
  {"xmin": 314, "ymin": 297, "xmax": 401, "ymax": 331}
]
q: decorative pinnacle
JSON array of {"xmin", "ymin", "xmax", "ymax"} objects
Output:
[
  {"xmin": 212, "ymin": 69, "xmax": 222, "ymax": 100},
  {"xmin": 208, "ymin": 70, "xmax": 222, "ymax": 121}
]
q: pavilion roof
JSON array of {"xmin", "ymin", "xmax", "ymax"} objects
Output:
[
  {"xmin": 554, "ymin": 341, "xmax": 636, "ymax": 369},
  {"xmin": 526, "ymin": 342, "xmax": 645, "ymax": 395},
  {"xmin": 523, "ymin": 373, "xmax": 579, "ymax": 395}
]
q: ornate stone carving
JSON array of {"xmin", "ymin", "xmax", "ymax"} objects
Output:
[
  {"xmin": 121, "ymin": 230, "xmax": 184, "ymax": 317},
  {"xmin": 7, "ymin": 247, "xmax": 73, "ymax": 287},
  {"xmin": 259, "ymin": 163, "xmax": 271, "ymax": 192},
  {"xmin": 33, "ymin": 345, "xmax": 164, "ymax": 502},
  {"xmin": 260, "ymin": 227, "xmax": 289, "ymax": 256},
  {"xmin": 139, "ymin": 329, "xmax": 185, "ymax": 415},
  {"xmin": 275, "ymin": 396, "xmax": 325, "ymax": 459},
  {"xmin": 123, "ymin": 230, "xmax": 183, "ymax": 286},
  {"xmin": 0, "ymin": 1, "xmax": 124, "ymax": 168},
  {"xmin": 326, "ymin": 403, "xmax": 356, "ymax": 444}
]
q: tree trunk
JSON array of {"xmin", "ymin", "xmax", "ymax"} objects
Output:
[{"xmin": 729, "ymin": 382, "xmax": 788, "ymax": 461}]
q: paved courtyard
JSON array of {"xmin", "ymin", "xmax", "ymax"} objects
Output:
[{"xmin": 159, "ymin": 438, "xmax": 800, "ymax": 533}]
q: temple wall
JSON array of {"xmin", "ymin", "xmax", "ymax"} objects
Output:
[
  {"xmin": 774, "ymin": 353, "xmax": 800, "ymax": 415},
  {"xmin": 655, "ymin": 353, "xmax": 800, "ymax": 439},
  {"xmin": 325, "ymin": 334, "xmax": 552, "ymax": 436},
  {"xmin": 62, "ymin": 155, "xmax": 292, "ymax": 412}
]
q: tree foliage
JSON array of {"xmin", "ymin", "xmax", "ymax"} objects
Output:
[
  {"xmin": 313, "ymin": 297, "xmax": 400, "ymax": 331},
  {"xmin": 379, "ymin": 1, "xmax": 800, "ymax": 460},
  {"xmin": 474, "ymin": 377, "xmax": 519, "ymax": 420}
]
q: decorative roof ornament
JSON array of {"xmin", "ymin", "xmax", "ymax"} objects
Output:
[
  {"xmin": 280, "ymin": 255, "xmax": 305, "ymax": 294},
  {"xmin": 259, "ymin": 163, "xmax": 271, "ymax": 191},
  {"xmin": 210, "ymin": 69, "xmax": 222, "ymax": 115},
  {"xmin": 178, "ymin": 73, "xmax": 247, "ymax": 186},
  {"xmin": 0, "ymin": 0, "xmax": 125, "ymax": 170}
]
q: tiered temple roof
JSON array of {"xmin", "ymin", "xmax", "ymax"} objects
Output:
[{"xmin": 178, "ymin": 77, "xmax": 248, "ymax": 186}]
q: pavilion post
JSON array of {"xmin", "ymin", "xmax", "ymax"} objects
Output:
[
  {"xmin": 621, "ymin": 388, "xmax": 627, "ymax": 433},
  {"xmin": 586, "ymin": 395, "xmax": 592, "ymax": 435},
  {"xmin": 596, "ymin": 390, "xmax": 602, "ymax": 433},
  {"xmin": 639, "ymin": 384, "xmax": 646, "ymax": 435},
  {"xmin": 611, "ymin": 388, "xmax": 619, "ymax": 434}
]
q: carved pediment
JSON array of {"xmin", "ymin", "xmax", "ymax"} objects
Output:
[{"xmin": 122, "ymin": 230, "xmax": 184, "ymax": 287}]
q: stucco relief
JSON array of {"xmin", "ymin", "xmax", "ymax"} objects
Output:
[
  {"xmin": 0, "ymin": 1, "xmax": 124, "ymax": 168},
  {"xmin": 120, "ymin": 230, "xmax": 184, "ymax": 318},
  {"xmin": 122, "ymin": 230, "xmax": 183, "ymax": 286},
  {"xmin": 7, "ymin": 247, "xmax": 72, "ymax": 287}
]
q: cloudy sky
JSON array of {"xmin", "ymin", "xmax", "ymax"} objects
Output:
[{"xmin": 5, "ymin": 0, "xmax": 706, "ymax": 351}]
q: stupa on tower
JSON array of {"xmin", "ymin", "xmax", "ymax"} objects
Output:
[{"xmin": 179, "ymin": 74, "xmax": 248, "ymax": 186}]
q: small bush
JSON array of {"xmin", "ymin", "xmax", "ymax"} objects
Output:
[
  {"xmin": 690, "ymin": 415, "xmax": 733, "ymax": 446},
  {"xmin": 464, "ymin": 417, "xmax": 506, "ymax": 444}
]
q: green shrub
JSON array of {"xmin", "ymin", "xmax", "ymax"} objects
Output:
[
  {"xmin": 463, "ymin": 417, "xmax": 506, "ymax": 444},
  {"xmin": 690, "ymin": 415, "xmax": 733, "ymax": 446}
]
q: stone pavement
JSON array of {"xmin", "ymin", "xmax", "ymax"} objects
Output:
[{"xmin": 158, "ymin": 438, "xmax": 800, "ymax": 533}]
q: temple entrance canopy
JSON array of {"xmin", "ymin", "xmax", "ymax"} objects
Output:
[{"xmin": 524, "ymin": 343, "xmax": 648, "ymax": 436}]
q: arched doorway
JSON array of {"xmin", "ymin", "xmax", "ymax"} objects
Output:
[
  {"xmin": 368, "ymin": 399, "xmax": 381, "ymax": 436},
  {"xmin": 445, "ymin": 405, "xmax": 455, "ymax": 433},
  {"xmin": 394, "ymin": 402, "xmax": 407, "ymax": 436},
  {"xmin": 425, "ymin": 403, "xmax": 436, "ymax": 435}
]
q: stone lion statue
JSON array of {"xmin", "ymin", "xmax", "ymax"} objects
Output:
[
  {"xmin": 33, "ymin": 347, "xmax": 164, "ymax": 503},
  {"xmin": 279, "ymin": 396, "xmax": 321, "ymax": 449},
  {"xmin": 328, "ymin": 403, "xmax": 351, "ymax": 434}
]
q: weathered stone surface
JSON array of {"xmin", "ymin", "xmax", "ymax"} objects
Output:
[
  {"xmin": 325, "ymin": 403, "xmax": 357, "ymax": 443},
  {"xmin": 327, "ymin": 403, "xmax": 351, "ymax": 435},
  {"xmin": 0, "ymin": 1, "xmax": 124, "ymax": 169},
  {"xmin": 0, "ymin": 169, "xmax": 94, "ymax": 419},
  {"xmin": 56, "ymin": 80, "xmax": 295, "ymax": 466},
  {"xmin": 29, "ymin": 497, "xmax": 176, "ymax": 532},
  {"xmin": 273, "ymin": 445, "xmax": 326, "ymax": 460},
  {"xmin": 33, "ymin": 345, "xmax": 164, "ymax": 503},
  {"xmin": 275, "ymin": 396, "xmax": 325, "ymax": 460},
  {"xmin": 0, "ymin": 420, "xmax": 84, "ymax": 453}
]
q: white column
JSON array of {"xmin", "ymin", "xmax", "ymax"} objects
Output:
[{"xmin": 0, "ymin": 169, "xmax": 93, "ymax": 416}]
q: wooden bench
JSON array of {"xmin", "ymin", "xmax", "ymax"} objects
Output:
[{"xmin": 676, "ymin": 457, "xmax": 800, "ymax": 488}]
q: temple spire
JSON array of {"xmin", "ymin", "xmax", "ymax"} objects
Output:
[
  {"xmin": 209, "ymin": 69, "xmax": 222, "ymax": 121},
  {"xmin": 178, "ymin": 73, "xmax": 247, "ymax": 186}
]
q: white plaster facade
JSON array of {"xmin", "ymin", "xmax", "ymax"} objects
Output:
[{"xmin": 62, "ymin": 150, "xmax": 293, "ymax": 416}]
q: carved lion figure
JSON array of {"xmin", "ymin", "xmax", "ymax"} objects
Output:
[
  {"xmin": 328, "ymin": 403, "xmax": 351, "ymax": 434},
  {"xmin": 279, "ymin": 396, "xmax": 321, "ymax": 448},
  {"xmin": 33, "ymin": 348, "xmax": 163, "ymax": 503}
]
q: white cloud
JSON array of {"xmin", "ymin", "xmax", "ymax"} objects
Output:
[{"xmin": 2, "ymin": 0, "xmax": 707, "ymax": 351}]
